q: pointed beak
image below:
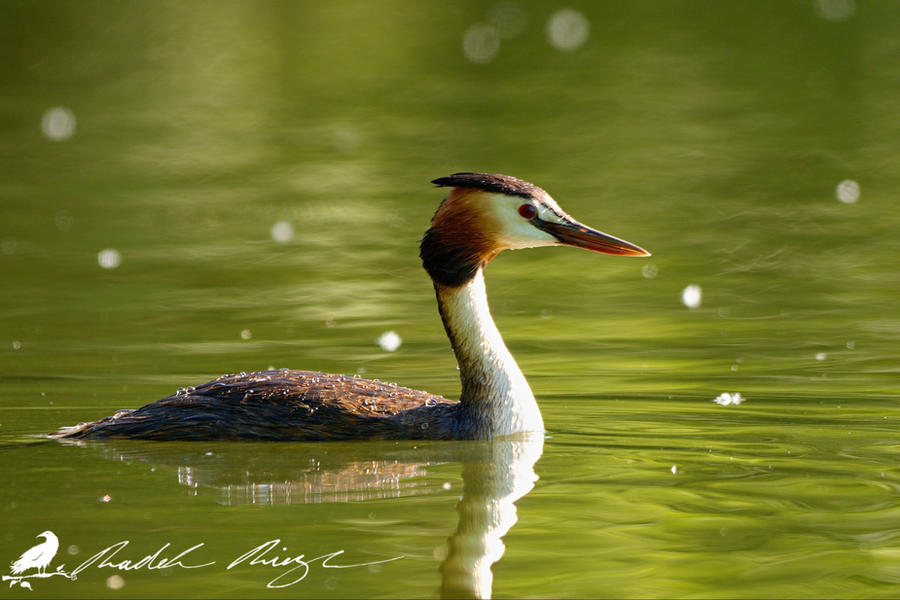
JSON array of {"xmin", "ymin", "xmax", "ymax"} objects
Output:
[{"xmin": 534, "ymin": 216, "xmax": 650, "ymax": 257}]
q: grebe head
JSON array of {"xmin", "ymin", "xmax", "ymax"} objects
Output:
[{"xmin": 421, "ymin": 172, "xmax": 650, "ymax": 287}]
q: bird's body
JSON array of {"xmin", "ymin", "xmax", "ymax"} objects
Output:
[
  {"xmin": 11, "ymin": 531, "xmax": 58, "ymax": 576},
  {"xmin": 51, "ymin": 173, "xmax": 648, "ymax": 442},
  {"xmin": 57, "ymin": 370, "xmax": 459, "ymax": 440}
]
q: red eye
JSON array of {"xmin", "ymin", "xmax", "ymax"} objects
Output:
[{"xmin": 518, "ymin": 204, "xmax": 537, "ymax": 219}]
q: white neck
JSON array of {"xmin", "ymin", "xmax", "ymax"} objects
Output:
[{"xmin": 435, "ymin": 270, "xmax": 544, "ymax": 438}]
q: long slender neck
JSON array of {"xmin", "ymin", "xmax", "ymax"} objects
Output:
[{"xmin": 434, "ymin": 270, "xmax": 544, "ymax": 438}]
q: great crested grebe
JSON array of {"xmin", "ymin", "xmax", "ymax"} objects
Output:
[{"xmin": 50, "ymin": 173, "xmax": 649, "ymax": 441}]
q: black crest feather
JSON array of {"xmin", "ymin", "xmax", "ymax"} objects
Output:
[{"xmin": 431, "ymin": 172, "xmax": 541, "ymax": 199}]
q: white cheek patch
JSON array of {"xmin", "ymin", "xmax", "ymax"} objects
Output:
[
  {"xmin": 534, "ymin": 196, "xmax": 567, "ymax": 224},
  {"xmin": 486, "ymin": 194, "xmax": 560, "ymax": 250}
]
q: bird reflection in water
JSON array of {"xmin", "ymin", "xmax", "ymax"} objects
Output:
[{"xmin": 61, "ymin": 434, "xmax": 543, "ymax": 599}]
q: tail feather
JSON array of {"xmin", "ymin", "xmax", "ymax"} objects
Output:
[{"xmin": 10, "ymin": 558, "xmax": 29, "ymax": 574}]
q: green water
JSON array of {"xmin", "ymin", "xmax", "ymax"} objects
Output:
[{"xmin": 3, "ymin": 1, "xmax": 900, "ymax": 597}]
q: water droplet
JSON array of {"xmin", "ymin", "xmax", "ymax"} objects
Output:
[
  {"xmin": 425, "ymin": 398, "xmax": 437, "ymax": 407},
  {"xmin": 240, "ymin": 329, "xmax": 252, "ymax": 340},
  {"xmin": 713, "ymin": 392, "xmax": 746, "ymax": 406},
  {"xmin": 642, "ymin": 263, "xmax": 658, "ymax": 279},
  {"xmin": 421, "ymin": 422, "xmax": 430, "ymax": 430}
]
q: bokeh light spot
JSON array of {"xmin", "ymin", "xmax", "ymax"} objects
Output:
[
  {"xmin": 813, "ymin": 0, "xmax": 855, "ymax": 21},
  {"xmin": 97, "ymin": 248, "xmax": 121, "ymax": 269},
  {"xmin": 463, "ymin": 23, "xmax": 501, "ymax": 64},
  {"xmin": 547, "ymin": 9, "xmax": 590, "ymax": 51},
  {"xmin": 41, "ymin": 107, "xmax": 77, "ymax": 141},
  {"xmin": 376, "ymin": 330, "xmax": 402, "ymax": 352},
  {"xmin": 487, "ymin": 1, "xmax": 526, "ymax": 38},
  {"xmin": 55, "ymin": 210, "xmax": 74, "ymax": 231},
  {"xmin": 270, "ymin": 220, "xmax": 295, "ymax": 243},
  {"xmin": 835, "ymin": 179, "xmax": 859, "ymax": 204},
  {"xmin": 681, "ymin": 284, "xmax": 702, "ymax": 309}
]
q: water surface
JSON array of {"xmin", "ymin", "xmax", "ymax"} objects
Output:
[{"xmin": 2, "ymin": 1, "xmax": 899, "ymax": 597}]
